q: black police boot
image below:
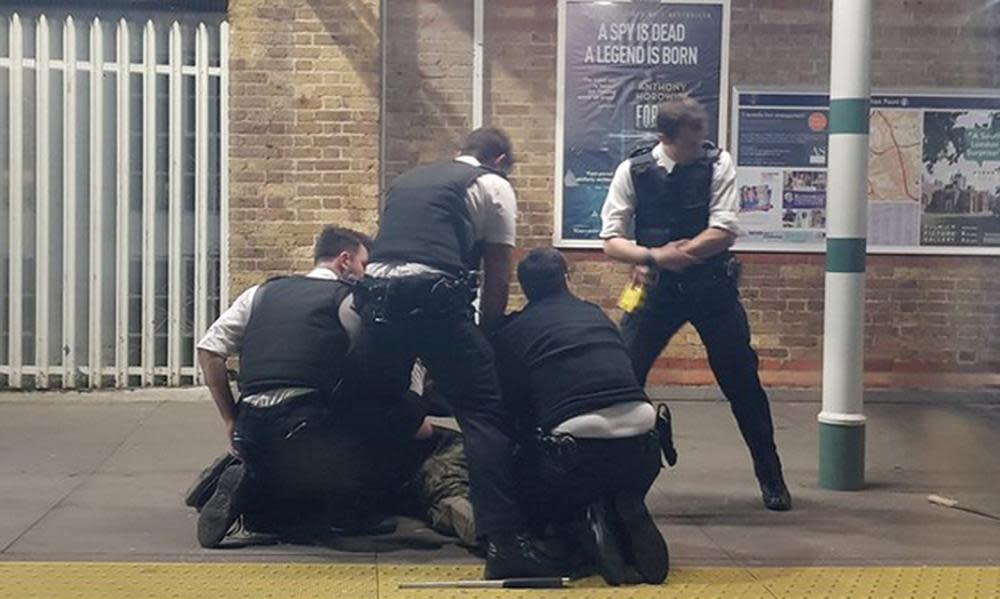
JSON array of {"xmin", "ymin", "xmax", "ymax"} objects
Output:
[
  {"xmin": 612, "ymin": 491, "xmax": 669, "ymax": 584},
  {"xmin": 184, "ymin": 453, "xmax": 239, "ymax": 510},
  {"xmin": 483, "ymin": 531, "xmax": 576, "ymax": 580},
  {"xmin": 654, "ymin": 403, "xmax": 678, "ymax": 467},
  {"xmin": 573, "ymin": 497, "xmax": 630, "ymax": 586},
  {"xmin": 760, "ymin": 476, "xmax": 792, "ymax": 511},
  {"xmin": 197, "ymin": 463, "xmax": 249, "ymax": 548}
]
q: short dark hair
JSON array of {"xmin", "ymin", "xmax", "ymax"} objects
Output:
[
  {"xmin": 656, "ymin": 96, "xmax": 708, "ymax": 139},
  {"xmin": 517, "ymin": 248, "xmax": 569, "ymax": 302},
  {"xmin": 314, "ymin": 226, "xmax": 372, "ymax": 263},
  {"xmin": 460, "ymin": 127, "xmax": 515, "ymax": 166}
]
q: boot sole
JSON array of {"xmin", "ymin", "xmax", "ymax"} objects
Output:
[
  {"xmin": 197, "ymin": 465, "xmax": 245, "ymax": 548},
  {"xmin": 613, "ymin": 492, "xmax": 669, "ymax": 584},
  {"xmin": 185, "ymin": 453, "xmax": 238, "ymax": 509},
  {"xmin": 579, "ymin": 500, "xmax": 629, "ymax": 586},
  {"xmin": 763, "ymin": 495, "xmax": 792, "ymax": 511}
]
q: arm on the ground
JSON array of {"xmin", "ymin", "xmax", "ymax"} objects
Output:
[
  {"xmin": 407, "ymin": 360, "xmax": 434, "ymax": 440},
  {"xmin": 413, "ymin": 418, "xmax": 434, "ymax": 440}
]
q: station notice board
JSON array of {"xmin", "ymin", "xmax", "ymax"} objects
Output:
[{"xmin": 732, "ymin": 89, "xmax": 1000, "ymax": 255}]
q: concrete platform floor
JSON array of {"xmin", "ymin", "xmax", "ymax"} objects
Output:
[{"xmin": 0, "ymin": 388, "xmax": 998, "ymax": 597}]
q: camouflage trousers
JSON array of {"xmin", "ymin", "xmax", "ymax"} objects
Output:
[{"xmin": 390, "ymin": 426, "xmax": 475, "ymax": 546}]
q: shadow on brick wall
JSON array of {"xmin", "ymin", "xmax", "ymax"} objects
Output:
[
  {"xmin": 382, "ymin": 0, "xmax": 477, "ymax": 185},
  {"xmin": 306, "ymin": 0, "xmax": 380, "ymax": 96}
]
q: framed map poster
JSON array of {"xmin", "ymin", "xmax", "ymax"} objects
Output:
[{"xmin": 732, "ymin": 89, "xmax": 1000, "ymax": 255}]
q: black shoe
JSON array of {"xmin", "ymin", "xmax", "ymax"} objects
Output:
[
  {"xmin": 612, "ymin": 492, "xmax": 669, "ymax": 584},
  {"xmin": 483, "ymin": 531, "xmax": 576, "ymax": 580},
  {"xmin": 622, "ymin": 565, "xmax": 646, "ymax": 585},
  {"xmin": 576, "ymin": 498, "xmax": 630, "ymax": 586},
  {"xmin": 185, "ymin": 453, "xmax": 239, "ymax": 510},
  {"xmin": 760, "ymin": 478, "xmax": 792, "ymax": 511},
  {"xmin": 536, "ymin": 534, "xmax": 592, "ymax": 579},
  {"xmin": 654, "ymin": 404, "xmax": 678, "ymax": 467},
  {"xmin": 197, "ymin": 463, "xmax": 248, "ymax": 548}
]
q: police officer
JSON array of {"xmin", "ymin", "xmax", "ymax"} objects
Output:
[
  {"xmin": 195, "ymin": 226, "xmax": 465, "ymax": 548},
  {"xmin": 493, "ymin": 248, "xmax": 668, "ymax": 586},
  {"xmin": 355, "ymin": 128, "xmax": 570, "ymax": 578},
  {"xmin": 600, "ymin": 97, "xmax": 791, "ymax": 511}
]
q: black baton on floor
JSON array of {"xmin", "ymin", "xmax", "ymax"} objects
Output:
[{"xmin": 398, "ymin": 577, "xmax": 570, "ymax": 589}]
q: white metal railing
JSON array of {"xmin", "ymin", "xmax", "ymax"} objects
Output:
[{"xmin": 0, "ymin": 12, "xmax": 229, "ymax": 389}]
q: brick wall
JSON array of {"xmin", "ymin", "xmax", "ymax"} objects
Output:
[
  {"xmin": 383, "ymin": 0, "xmax": 474, "ymax": 188},
  {"xmin": 228, "ymin": 0, "xmax": 381, "ymax": 293},
  {"xmin": 232, "ymin": 0, "xmax": 1000, "ymax": 389},
  {"xmin": 387, "ymin": 0, "xmax": 1000, "ymax": 389}
]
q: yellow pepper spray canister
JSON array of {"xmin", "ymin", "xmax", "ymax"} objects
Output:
[
  {"xmin": 618, "ymin": 261, "xmax": 658, "ymax": 313},
  {"xmin": 617, "ymin": 281, "xmax": 647, "ymax": 313}
]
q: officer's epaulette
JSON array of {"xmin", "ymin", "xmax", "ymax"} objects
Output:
[
  {"xmin": 629, "ymin": 141, "xmax": 722, "ymax": 172},
  {"xmin": 702, "ymin": 140, "xmax": 722, "ymax": 162},
  {"xmin": 628, "ymin": 144, "xmax": 658, "ymax": 176},
  {"xmin": 628, "ymin": 143, "xmax": 657, "ymax": 159}
]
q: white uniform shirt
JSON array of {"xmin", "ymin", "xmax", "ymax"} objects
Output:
[
  {"xmin": 552, "ymin": 401, "xmax": 656, "ymax": 439},
  {"xmin": 367, "ymin": 155, "xmax": 518, "ymax": 278},
  {"xmin": 599, "ymin": 142, "xmax": 740, "ymax": 240}
]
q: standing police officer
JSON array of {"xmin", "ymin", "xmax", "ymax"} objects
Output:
[
  {"xmin": 599, "ymin": 98, "xmax": 791, "ymax": 511},
  {"xmin": 355, "ymin": 128, "xmax": 569, "ymax": 578}
]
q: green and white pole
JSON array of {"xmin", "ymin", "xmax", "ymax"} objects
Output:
[{"xmin": 819, "ymin": 0, "xmax": 871, "ymax": 491}]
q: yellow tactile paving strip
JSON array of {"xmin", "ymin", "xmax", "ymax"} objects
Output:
[{"xmin": 0, "ymin": 563, "xmax": 998, "ymax": 599}]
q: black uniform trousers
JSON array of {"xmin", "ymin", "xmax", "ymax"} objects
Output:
[
  {"xmin": 514, "ymin": 431, "xmax": 662, "ymax": 534},
  {"xmin": 233, "ymin": 392, "xmax": 385, "ymax": 529},
  {"xmin": 355, "ymin": 310, "xmax": 520, "ymax": 539},
  {"xmin": 234, "ymin": 393, "xmax": 470, "ymax": 534},
  {"xmin": 619, "ymin": 273, "xmax": 784, "ymax": 484}
]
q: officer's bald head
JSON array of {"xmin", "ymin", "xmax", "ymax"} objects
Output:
[{"xmin": 518, "ymin": 248, "xmax": 569, "ymax": 302}]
